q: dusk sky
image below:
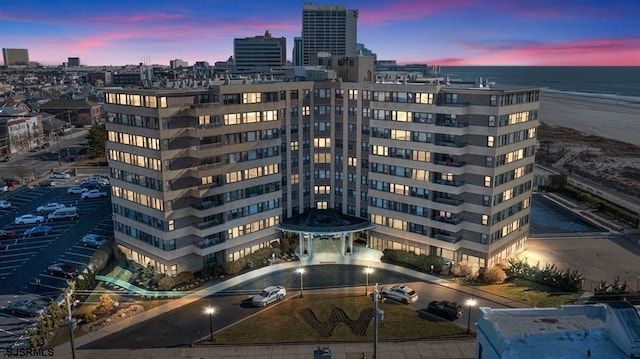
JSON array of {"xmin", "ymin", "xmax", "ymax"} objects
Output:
[{"xmin": 2, "ymin": 0, "xmax": 638, "ymax": 67}]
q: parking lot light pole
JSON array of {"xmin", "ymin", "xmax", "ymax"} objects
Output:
[
  {"xmin": 296, "ymin": 267, "xmax": 305, "ymax": 298},
  {"xmin": 465, "ymin": 298, "xmax": 477, "ymax": 334},
  {"xmin": 364, "ymin": 267, "xmax": 374, "ymax": 296},
  {"xmin": 204, "ymin": 306, "xmax": 215, "ymax": 342}
]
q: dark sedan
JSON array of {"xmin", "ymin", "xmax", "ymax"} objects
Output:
[
  {"xmin": 0, "ymin": 229, "xmax": 16, "ymax": 240},
  {"xmin": 47, "ymin": 263, "xmax": 78, "ymax": 278},
  {"xmin": 24, "ymin": 225, "xmax": 53, "ymax": 237},
  {"xmin": 426, "ymin": 301, "xmax": 463, "ymax": 320},
  {"xmin": 8, "ymin": 299, "xmax": 47, "ymax": 317}
]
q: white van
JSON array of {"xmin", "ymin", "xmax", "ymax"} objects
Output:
[{"xmin": 47, "ymin": 207, "xmax": 80, "ymax": 222}]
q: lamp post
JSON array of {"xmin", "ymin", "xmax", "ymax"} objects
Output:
[
  {"xmin": 204, "ymin": 306, "xmax": 215, "ymax": 342},
  {"xmin": 364, "ymin": 267, "xmax": 374, "ymax": 296},
  {"xmin": 296, "ymin": 267, "xmax": 305, "ymax": 298},
  {"xmin": 465, "ymin": 298, "xmax": 477, "ymax": 334}
]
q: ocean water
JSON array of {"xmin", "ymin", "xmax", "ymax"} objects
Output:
[{"xmin": 439, "ymin": 66, "xmax": 640, "ymax": 97}]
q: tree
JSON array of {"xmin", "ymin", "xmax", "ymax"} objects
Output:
[{"xmin": 86, "ymin": 123, "xmax": 107, "ymax": 161}]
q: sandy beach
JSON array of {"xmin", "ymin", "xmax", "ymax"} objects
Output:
[{"xmin": 539, "ymin": 89, "xmax": 640, "ymax": 147}]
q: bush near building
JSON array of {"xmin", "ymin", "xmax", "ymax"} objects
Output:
[
  {"xmin": 483, "ymin": 266, "xmax": 507, "ymax": 284},
  {"xmin": 507, "ymin": 258, "xmax": 584, "ymax": 292},
  {"xmin": 382, "ymin": 249, "xmax": 446, "ymax": 273}
]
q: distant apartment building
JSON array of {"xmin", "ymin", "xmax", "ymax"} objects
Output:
[
  {"xmin": 103, "ymin": 75, "xmax": 540, "ymax": 275},
  {"xmin": 300, "ymin": 4, "xmax": 358, "ymax": 65},
  {"xmin": 170, "ymin": 59, "xmax": 189, "ymax": 69},
  {"xmin": 67, "ymin": 57, "xmax": 81, "ymax": 67},
  {"xmin": 2, "ymin": 48, "xmax": 30, "ymax": 67},
  {"xmin": 233, "ymin": 31, "xmax": 287, "ymax": 73}
]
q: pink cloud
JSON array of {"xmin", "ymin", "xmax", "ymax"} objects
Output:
[
  {"xmin": 90, "ymin": 13, "xmax": 186, "ymax": 23},
  {"xmin": 358, "ymin": 0, "xmax": 473, "ymax": 23}
]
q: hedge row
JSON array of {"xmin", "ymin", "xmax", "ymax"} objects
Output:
[
  {"xmin": 507, "ymin": 258, "xmax": 583, "ymax": 292},
  {"xmin": 382, "ymin": 249, "xmax": 445, "ymax": 273}
]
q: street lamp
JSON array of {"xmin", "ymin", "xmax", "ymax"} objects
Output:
[
  {"xmin": 364, "ymin": 267, "xmax": 374, "ymax": 296},
  {"xmin": 204, "ymin": 306, "xmax": 215, "ymax": 342},
  {"xmin": 296, "ymin": 267, "xmax": 305, "ymax": 298},
  {"xmin": 465, "ymin": 298, "xmax": 477, "ymax": 334}
]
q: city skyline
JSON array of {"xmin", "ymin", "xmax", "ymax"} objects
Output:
[{"xmin": 1, "ymin": 0, "xmax": 638, "ymax": 67}]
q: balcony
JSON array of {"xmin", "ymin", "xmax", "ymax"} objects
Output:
[
  {"xmin": 191, "ymin": 200, "xmax": 223, "ymax": 210},
  {"xmin": 433, "ymin": 197, "xmax": 464, "ymax": 206},
  {"xmin": 434, "ymin": 141, "xmax": 467, "ymax": 148},
  {"xmin": 434, "ymin": 159, "xmax": 466, "ymax": 167},
  {"xmin": 193, "ymin": 237, "xmax": 224, "ymax": 249},
  {"xmin": 435, "ymin": 234, "xmax": 462, "ymax": 243},
  {"xmin": 194, "ymin": 219, "xmax": 222, "ymax": 230},
  {"xmin": 435, "ymin": 179, "xmax": 465, "ymax": 187},
  {"xmin": 434, "ymin": 216, "xmax": 463, "ymax": 225},
  {"xmin": 435, "ymin": 120, "xmax": 469, "ymax": 127}
]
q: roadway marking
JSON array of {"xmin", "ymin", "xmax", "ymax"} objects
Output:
[{"xmin": 64, "ymin": 252, "xmax": 93, "ymax": 259}]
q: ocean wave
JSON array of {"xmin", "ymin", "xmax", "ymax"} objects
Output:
[{"xmin": 541, "ymin": 89, "xmax": 640, "ymax": 108}]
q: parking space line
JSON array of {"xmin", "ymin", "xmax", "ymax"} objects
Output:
[
  {"xmin": 58, "ymin": 259, "xmax": 87, "ymax": 266},
  {"xmin": 64, "ymin": 252, "xmax": 93, "ymax": 259},
  {"xmin": 0, "ymin": 258, "xmax": 34, "ymax": 264}
]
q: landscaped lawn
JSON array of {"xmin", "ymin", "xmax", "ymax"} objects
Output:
[
  {"xmin": 209, "ymin": 293, "xmax": 468, "ymax": 345},
  {"xmin": 471, "ymin": 278, "xmax": 582, "ymax": 307}
]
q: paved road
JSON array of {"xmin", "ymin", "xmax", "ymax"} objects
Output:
[{"xmin": 80, "ymin": 265, "xmax": 505, "ymax": 349}]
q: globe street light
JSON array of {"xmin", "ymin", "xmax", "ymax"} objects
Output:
[
  {"xmin": 465, "ymin": 298, "xmax": 477, "ymax": 334},
  {"xmin": 364, "ymin": 267, "xmax": 374, "ymax": 296},
  {"xmin": 296, "ymin": 267, "xmax": 305, "ymax": 298},
  {"xmin": 204, "ymin": 306, "xmax": 215, "ymax": 342}
]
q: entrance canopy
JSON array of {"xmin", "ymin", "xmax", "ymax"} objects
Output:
[{"xmin": 277, "ymin": 209, "xmax": 373, "ymax": 235}]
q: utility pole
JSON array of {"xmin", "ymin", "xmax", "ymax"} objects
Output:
[
  {"xmin": 65, "ymin": 290, "xmax": 77, "ymax": 359},
  {"xmin": 372, "ymin": 283, "xmax": 384, "ymax": 359}
]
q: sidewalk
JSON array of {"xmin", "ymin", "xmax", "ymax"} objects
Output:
[{"xmin": 52, "ymin": 254, "xmax": 509, "ymax": 358}]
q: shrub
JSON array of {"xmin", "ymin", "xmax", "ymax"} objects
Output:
[
  {"xmin": 244, "ymin": 248, "xmax": 276, "ymax": 269},
  {"xmin": 83, "ymin": 312, "xmax": 97, "ymax": 323},
  {"xmin": 157, "ymin": 276, "xmax": 175, "ymax": 291},
  {"xmin": 200, "ymin": 264, "xmax": 223, "ymax": 278},
  {"xmin": 451, "ymin": 261, "xmax": 474, "ymax": 278},
  {"xmin": 222, "ymin": 257, "xmax": 246, "ymax": 275},
  {"xmin": 175, "ymin": 271, "xmax": 195, "ymax": 286},
  {"xmin": 98, "ymin": 294, "xmax": 115, "ymax": 312},
  {"xmin": 484, "ymin": 266, "xmax": 507, "ymax": 284}
]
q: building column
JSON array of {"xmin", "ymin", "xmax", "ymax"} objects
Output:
[
  {"xmin": 340, "ymin": 233, "xmax": 346, "ymax": 256},
  {"xmin": 308, "ymin": 234, "xmax": 313, "ymax": 256},
  {"xmin": 348, "ymin": 232, "xmax": 353, "ymax": 254},
  {"xmin": 299, "ymin": 232, "xmax": 305, "ymax": 257}
]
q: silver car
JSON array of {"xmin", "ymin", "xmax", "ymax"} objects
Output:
[
  {"xmin": 251, "ymin": 286, "xmax": 287, "ymax": 307},
  {"xmin": 380, "ymin": 285, "xmax": 419, "ymax": 304},
  {"xmin": 15, "ymin": 214, "xmax": 45, "ymax": 225}
]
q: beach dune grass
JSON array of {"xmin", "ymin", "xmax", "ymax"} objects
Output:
[{"xmin": 209, "ymin": 293, "xmax": 467, "ymax": 345}]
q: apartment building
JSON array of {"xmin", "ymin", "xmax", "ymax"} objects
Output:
[
  {"xmin": 104, "ymin": 78, "xmax": 539, "ymax": 275},
  {"xmin": 299, "ymin": 4, "xmax": 358, "ymax": 65},
  {"xmin": 234, "ymin": 31, "xmax": 287, "ymax": 73}
]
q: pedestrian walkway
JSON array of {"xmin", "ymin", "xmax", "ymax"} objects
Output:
[{"xmin": 54, "ymin": 253, "xmax": 513, "ymax": 359}]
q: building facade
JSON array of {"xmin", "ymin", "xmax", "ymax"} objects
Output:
[
  {"xmin": 2, "ymin": 48, "xmax": 30, "ymax": 67},
  {"xmin": 301, "ymin": 4, "xmax": 358, "ymax": 65},
  {"xmin": 234, "ymin": 31, "xmax": 287, "ymax": 73},
  {"xmin": 103, "ymin": 78, "xmax": 539, "ymax": 275}
]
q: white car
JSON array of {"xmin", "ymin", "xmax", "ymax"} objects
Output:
[
  {"xmin": 67, "ymin": 186, "xmax": 88, "ymax": 194},
  {"xmin": 81, "ymin": 189, "xmax": 108, "ymax": 199},
  {"xmin": 52, "ymin": 172, "xmax": 71, "ymax": 179},
  {"xmin": 36, "ymin": 203, "xmax": 66, "ymax": 213},
  {"xmin": 380, "ymin": 285, "xmax": 419, "ymax": 304},
  {"xmin": 251, "ymin": 286, "xmax": 287, "ymax": 307},
  {"xmin": 0, "ymin": 200, "xmax": 11, "ymax": 209},
  {"xmin": 15, "ymin": 214, "xmax": 45, "ymax": 225}
]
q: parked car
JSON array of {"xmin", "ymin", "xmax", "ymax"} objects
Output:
[
  {"xmin": 0, "ymin": 229, "xmax": 16, "ymax": 240},
  {"xmin": 39, "ymin": 179, "xmax": 56, "ymax": 187},
  {"xmin": 47, "ymin": 207, "xmax": 79, "ymax": 222},
  {"xmin": 8, "ymin": 299, "xmax": 47, "ymax": 317},
  {"xmin": 52, "ymin": 171, "xmax": 71, "ymax": 179},
  {"xmin": 426, "ymin": 301, "xmax": 463, "ymax": 320},
  {"xmin": 47, "ymin": 263, "xmax": 78, "ymax": 278},
  {"xmin": 36, "ymin": 203, "xmax": 66, "ymax": 213},
  {"xmin": 67, "ymin": 186, "xmax": 88, "ymax": 194},
  {"xmin": 81, "ymin": 234, "xmax": 109, "ymax": 248},
  {"xmin": 380, "ymin": 285, "xmax": 419, "ymax": 304},
  {"xmin": 0, "ymin": 185, "xmax": 8, "ymax": 193},
  {"xmin": 2, "ymin": 156, "xmax": 13, "ymax": 162},
  {"xmin": 81, "ymin": 189, "xmax": 108, "ymax": 199},
  {"xmin": 5, "ymin": 178, "xmax": 21, "ymax": 187},
  {"xmin": 0, "ymin": 200, "xmax": 11, "ymax": 208},
  {"xmin": 24, "ymin": 225, "xmax": 53, "ymax": 237},
  {"xmin": 252, "ymin": 286, "xmax": 287, "ymax": 307},
  {"xmin": 15, "ymin": 214, "xmax": 45, "ymax": 225}
]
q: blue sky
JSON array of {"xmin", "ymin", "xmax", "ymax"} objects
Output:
[{"xmin": 1, "ymin": 0, "xmax": 638, "ymax": 66}]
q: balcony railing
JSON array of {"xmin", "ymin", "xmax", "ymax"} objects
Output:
[
  {"xmin": 191, "ymin": 201, "xmax": 223, "ymax": 210},
  {"xmin": 434, "ymin": 159, "xmax": 466, "ymax": 167},
  {"xmin": 194, "ymin": 219, "xmax": 222, "ymax": 230},
  {"xmin": 435, "ymin": 120, "xmax": 469, "ymax": 128},
  {"xmin": 193, "ymin": 237, "xmax": 224, "ymax": 249},
  {"xmin": 435, "ymin": 234, "xmax": 462, "ymax": 243},
  {"xmin": 436, "ymin": 179, "xmax": 465, "ymax": 187},
  {"xmin": 433, "ymin": 197, "xmax": 464, "ymax": 206},
  {"xmin": 434, "ymin": 216, "xmax": 463, "ymax": 225}
]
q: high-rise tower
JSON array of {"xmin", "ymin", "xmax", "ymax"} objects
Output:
[{"xmin": 301, "ymin": 4, "xmax": 358, "ymax": 65}]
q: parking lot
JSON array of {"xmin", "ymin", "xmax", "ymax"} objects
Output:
[{"xmin": 0, "ymin": 174, "xmax": 113, "ymax": 349}]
